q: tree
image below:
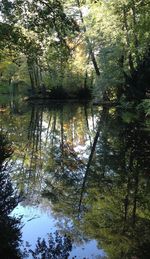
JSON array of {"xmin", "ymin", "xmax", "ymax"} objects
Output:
[
  {"xmin": 0, "ymin": 134, "xmax": 23, "ymax": 258},
  {"xmin": 0, "ymin": 0, "xmax": 80, "ymax": 94},
  {"xmin": 90, "ymin": 0, "xmax": 150, "ymax": 100}
]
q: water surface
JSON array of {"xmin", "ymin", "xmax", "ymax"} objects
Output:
[{"xmin": 0, "ymin": 97, "xmax": 150, "ymax": 258}]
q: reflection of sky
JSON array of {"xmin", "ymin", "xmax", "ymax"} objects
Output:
[
  {"xmin": 12, "ymin": 204, "xmax": 105, "ymax": 258},
  {"xmin": 8, "ymin": 104, "xmax": 105, "ymax": 257},
  {"xmin": 12, "ymin": 204, "xmax": 57, "ymax": 249},
  {"xmin": 70, "ymin": 240, "xmax": 105, "ymax": 259}
]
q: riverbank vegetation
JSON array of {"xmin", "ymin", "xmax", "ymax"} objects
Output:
[{"xmin": 0, "ymin": 0, "xmax": 150, "ymax": 102}]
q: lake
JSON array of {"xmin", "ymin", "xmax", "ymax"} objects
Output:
[{"xmin": 0, "ymin": 97, "xmax": 150, "ymax": 258}]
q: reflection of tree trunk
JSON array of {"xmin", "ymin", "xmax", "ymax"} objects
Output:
[
  {"xmin": 84, "ymin": 70, "xmax": 88, "ymax": 89},
  {"xmin": 28, "ymin": 106, "xmax": 35, "ymax": 140},
  {"xmin": 70, "ymin": 119, "xmax": 74, "ymax": 149},
  {"xmin": 101, "ymin": 135, "xmax": 108, "ymax": 177},
  {"xmin": 28, "ymin": 106, "xmax": 43, "ymax": 174},
  {"xmin": 52, "ymin": 112, "xmax": 56, "ymax": 146},
  {"xmin": 60, "ymin": 107, "xmax": 64, "ymax": 152},
  {"xmin": 60, "ymin": 106, "xmax": 64, "ymax": 173},
  {"xmin": 124, "ymin": 175, "xmax": 130, "ymax": 228},
  {"xmin": 78, "ymin": 107, "xmax": 109, "ymax": 214},
  {"xmin": 78, "ymin": 116, "xmax": 101, "ymax": 213},
  {"xmin": 123, "ymin": 145, "xmax": 140, "ymax": 228},
  {"xmin": 132, "ymin": 171, "xmax": 139, "ymax": 227},
  {"xmin": 39, "ymin": 107, "xmax": 43, "ymax": 164},
  {"xmin": 91, "ymin": 105, "xmax": 95, "ymax": 130},
  {"xmin": 45, "ymin": 114, "xmax": 52, "ymax": 145},
  {"xmin": 84, "ymin": 104, "xmax": 92, "ymax": 147},
  {"xmin": 35, "ymin": 109, "xmax": 40, "ymax": 152},
  {"xmin": 123, "ymin": 149, "xmax": 133, "ymax": 228}
]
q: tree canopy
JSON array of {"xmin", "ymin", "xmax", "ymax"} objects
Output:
[{"xmin": 0, "ymin": 0, "xmax": 150, "ymax": 100}]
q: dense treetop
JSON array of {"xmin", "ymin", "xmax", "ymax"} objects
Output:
[{"xmin": 0, "ymin": 0, "xmax": 150, "ymax": 100}]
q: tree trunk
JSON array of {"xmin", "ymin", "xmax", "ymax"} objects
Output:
[
  {"xmin": 76, "ymin": 0, "xmax": 100, "ymax": 76},
  {"xmin": 123, "ymin": 7, "xmax": 134, "ymax": 73},
  {"xmin": 27, "ymin": 59, "xmax": 36, "ymax": 93}
]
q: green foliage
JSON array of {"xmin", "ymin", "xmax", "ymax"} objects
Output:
[
  {"xmin": 0, "ymin": 134, "xmax": 23, "ymax": 258},
  {"xmin": 122, "ymin": 111, "xmax": 138, "ymax": 123},
  {"xmin": 138, "ymin": 99, "xmax": 150, "ymax": 117},
  {"xmin": 0, "ymin": 83, "xmax": 10, "ymax": 94},
  {"xmin": 87, "ymin": 0, "xmax": 150, "ymax": 99},
  {"xmin": 1, "ymin": 0, "xmax": 150, "ymax": 98}
]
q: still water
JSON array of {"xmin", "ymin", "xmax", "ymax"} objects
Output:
[{"xmin": 0, "ymin": 97, "xmax": 150, "ymax": 258}]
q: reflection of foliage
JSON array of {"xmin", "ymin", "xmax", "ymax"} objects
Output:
[
  {"xmin": 1, "ymin": 101, "xmax": 149, "ymax": 258},
  {"xmin": 0, "ymin": 102, "xmax": 97, "ymax": 207},
  {"xmin": 0, "ymin": 134, "xmax": 12, "ymax": 166},
  {"xmin": 43, "ymin": 142, "xmax": 85, "ymax": 218},
  {"xmin": 43, "ymin": 105, "xmax": 150, "ymax": 258},
  {"xmin": 0, "ymin": 133, "xmax": 74, "ymax": 258},
  {"xmin": 0, "ymin": 134, "xmax": 22, "ymax": 258},
  {"xmin": 81, "ymin": 107, "xmax": 150, "ymax": 258},
  {"xmin": 29, "ymin": 231, "xmax": 72, "ymax": 259},
  {"xmin": 83, "ymin": 193, "xmax": 150, "ymax": 259}
]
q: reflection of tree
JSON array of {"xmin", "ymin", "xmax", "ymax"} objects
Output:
[
  {"xmin": 0, "ymin": 134, "xmax": 22, "ymax": 258},
  {"xmin": 16, "ymin": 102, "xmax": 96, "ymax": 204},
  {"xmin": 81, "ymin": 107, "xmax": 150, "ymax": 258},
  {"xmin": 29, "ymin": 231, "xmax": 72, "ymax": 259},
  {"xmin": 43, "ymin": 106, "xmax": 150, "ymax": 258},
  {"xmin": 1, "ymin": 101, "xmax": 149, "ymax": 257},
  {"xmin": 0, "ymin": 134, "xmax": 73, "ymax": 258},
  {"xmin": 1, "ymin": 102, "xmax": 95, "ymax": 209},
  {"xmin": 43, "ymin": 142, "xmax": 85, "ymax": 215}
]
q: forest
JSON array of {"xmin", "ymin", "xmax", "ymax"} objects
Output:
[{"xmin": 0, "ymin": 0, "xmax": 150, "ymax": 103}]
